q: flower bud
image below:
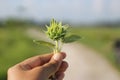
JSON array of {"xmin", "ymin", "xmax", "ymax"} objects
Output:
[{"xmin": 46, "ymin": 19, "xmax": 68, "ymax": 41}]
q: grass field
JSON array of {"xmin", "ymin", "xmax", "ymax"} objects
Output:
[
  {"xmin": 71, "ymin": 27, "xmax": 120, "ymax": 65},
  {"xmin": 0, "ymin": 26, "xmax": 120, "ymax": 79}
]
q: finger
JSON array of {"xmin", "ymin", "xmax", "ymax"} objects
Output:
[
  {"xmin": 57, "ymin": 73, "xmax": 65, "ymax": 80},
  {"xmin": 57, "ymin": 61, "xmax": 68, "ymax": 73},
  {"xmin": 41, "ymin": 52, "xmax": 66, "ymax": 76},
  {"xmin": 19, "ymin": 53, "xmax": 53, "ymax": 70},
  {"xmin": 54, "ymin": 61, "xmax": 68, "ymax": 80}
]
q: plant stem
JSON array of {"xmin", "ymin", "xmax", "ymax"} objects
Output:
[
  {"xmin": 59, "ymin": 42, "xmax": 63, "ymax": 51},
  {"xmin": 55, "ymin": 40, "xmax": 59, "ymax": 53},
  {"xmin": 51, "ymin": 41, "xmax": 60, "ymax": 80}
]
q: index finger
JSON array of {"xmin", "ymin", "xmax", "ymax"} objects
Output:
[{"xmin": 19, "ymin": 53, "xmax": 53, "ymax": 70}]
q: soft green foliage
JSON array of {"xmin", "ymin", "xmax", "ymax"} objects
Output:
[
  {"xmin": 63, "ymin": 35, "xmax": 81, "ymax": 43},
  {"xmin": 33, "ymin": 40, "xmax": 55, "ymax": 49}
]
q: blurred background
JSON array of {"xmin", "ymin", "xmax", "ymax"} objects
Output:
[{"xmin": 0, "ymin": 0, "xmax": 120, "ymax": 80}]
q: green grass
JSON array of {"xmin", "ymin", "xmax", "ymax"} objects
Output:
[{"xmin": 71, "ymin": 27, "xmax": 120, "ymax": 66}]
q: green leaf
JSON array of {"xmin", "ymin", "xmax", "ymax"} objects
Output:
[
  {"xmin": 63, "ymin": 35, "xmax": 81, "ymax": 43},
  {"xmin": 33, "ymin": 40, "xmax": 55, "ymax": 48}
]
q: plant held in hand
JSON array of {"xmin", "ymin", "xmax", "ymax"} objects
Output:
[
  {"xmin": 34, "ymin": 19, "xmax": 80, "ymax": 80},
  {"xmin": 34, "ymin": 19, "xmax": 80, "ymax": 54},
  {"xmin": 45, "ymin": 19, "xmax": 68, "ymax": 53}
]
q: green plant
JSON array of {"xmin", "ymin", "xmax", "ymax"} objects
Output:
[
  {"xmin": 34, "ymin": 19, "xmax": 80, "ymax": 80},
  {"xmin": 34, "ymin": 19, "xmax": 80, "ymax": 53}
]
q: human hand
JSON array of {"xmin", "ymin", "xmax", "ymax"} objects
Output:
[{"xmin": 7, "ymin": 52, "xmax": 68, "ymax": 80}]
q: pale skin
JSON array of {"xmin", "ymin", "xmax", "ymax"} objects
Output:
[{"xmin": 7, "ymin": 52, "xmax": 68, "ymax": 80}]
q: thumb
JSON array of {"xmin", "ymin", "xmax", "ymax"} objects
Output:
[{"xmin": 42, "ymin": 52, "xmax": 65, "ymax": 76}]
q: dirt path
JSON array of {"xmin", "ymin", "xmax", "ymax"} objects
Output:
[{"xmin": 62, "ymin": 43, "xmax": 120, "ymax": 80}]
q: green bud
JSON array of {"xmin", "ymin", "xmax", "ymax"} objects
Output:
[{"xmin": 46, "ymin": 19, "xmax": 68, "ymax": 41}]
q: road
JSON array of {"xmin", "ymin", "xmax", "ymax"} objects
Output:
[{"xmin": 62, "ymin": 43, "xmax": 120, "ymax": 80}]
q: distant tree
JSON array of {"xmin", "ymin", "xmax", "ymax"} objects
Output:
[
  {"xmin": 0, "ymin": 20, "xmax": 4, "ymax": 27},
  {"xmin": 4, "ymin": 18, "xmax": 37, "ymax": 27}
]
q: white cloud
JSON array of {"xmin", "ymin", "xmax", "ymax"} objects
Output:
[
  {"xmin": 22, "ymin": 0, "xmax": 35, "ymax": 8},
  {"xmin": 0, "ymin": 0, "xmax": 15, "ymax": 18},
  {"xmin": 110, "ymin": 0, "xmax": 120, "ymax": 17},
  {"xmin": 92, "ymin": 0, "xmax": 104, "ymax": 14}
]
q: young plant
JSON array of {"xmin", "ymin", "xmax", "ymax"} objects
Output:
[
  {"xmin": 34, "ymin": 19, "xmax": 80, "ymax": 53},
  {"xmin": 34, "ymin": 19, "xmax": 80, "ymax": 80}
]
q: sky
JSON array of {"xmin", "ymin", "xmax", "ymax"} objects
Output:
[{"xmin": 0, "ymin": 0, "xmax": 120, "ymax": 24}]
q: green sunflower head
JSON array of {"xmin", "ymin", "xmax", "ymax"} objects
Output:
[{"xmin": 46, "ymin": 19, "xmax": 68, "ymax": 41}]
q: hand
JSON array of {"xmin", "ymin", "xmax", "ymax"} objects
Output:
[{"xmin": 7, "ymin": 52, "xmax": 68, "ymax": 80}]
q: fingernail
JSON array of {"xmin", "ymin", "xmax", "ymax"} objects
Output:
[{"xmin": 53, "ymin": 53, "xmax": 63, "ymax": 61}]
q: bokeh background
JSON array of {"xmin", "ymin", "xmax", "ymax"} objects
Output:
[{"xmin": 0, "ymin": 0, "xmax": 120, "ymax": 80}]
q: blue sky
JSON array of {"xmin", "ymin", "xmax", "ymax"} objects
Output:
[{"xmin": 0, "ymin": 0, "xmax": 120, "ymax": 23}]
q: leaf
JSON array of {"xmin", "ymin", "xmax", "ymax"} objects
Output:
[
  {"xmin": 33, "ymin": 40, "xmax": 55, "ymax": 48},
  {"xmin": 63, "ymin": 35, "xmax": 81, "ymax": 43}
]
